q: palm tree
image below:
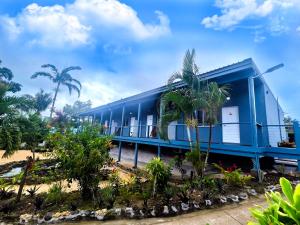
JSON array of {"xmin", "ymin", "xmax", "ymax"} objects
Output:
[
  {"xmin": 161, "ymin": 49, "xmax": 204, "ymax": 150},
  {"xmin": 202, "ymin": 82, "xmax": 230, "ymax": 169},
  {"xmin": 34, "ymin": 89, "xmax": 52, "ymax": 113},
  {"xmin": 0, "ymin": 60, "xmax": 21, "ymax": 93},
  {"xmin": 31, "ymin": 64, "xmax": 82, "ymax": 118}
]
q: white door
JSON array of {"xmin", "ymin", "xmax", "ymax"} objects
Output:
[
  {"xmin": 130, "ymin": 117, "xmax": 138, "ymax": 137},
  {"xmin": 146, "ymin": 115, "xmax": 153, "ymax": 137},
  {"xmin": 168, "ymin": 121, "xmax": 177, "ymax": 140},
  {"xmin": 222, "ymin": 106, "xmax": 240, "ymax": 143},
  {"xmin": 111, "ymin": 120, "xmax": 118, "ymax": 135}
]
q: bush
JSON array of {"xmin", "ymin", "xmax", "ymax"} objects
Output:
[
  {"xmin": 146, "ymin": 157, "xmax": 172, "ymax": 196},
  {"xmin": 185, "ymin": 149, "xmax": 205, "ymax": 177},
  {"xmin": 101, "ymin": 186, "xmax": 116, "ymax": 209},
  {"xmin": 46, "ymin": 182, "xmax": 63, "ymax": 204},
  {"xmin": 47, "ymin": 124, "xmax": 112, "ymax": 199},
  {"xmin": 248, "ymin": 177, "xmax": 300, "ymax": 225},
  {"xmin": 213, "ymin": 163, "xmax": 252, "ymax": 187}
]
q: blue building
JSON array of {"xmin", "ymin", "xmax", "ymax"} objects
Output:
[{"xmin": 80, "ymin": 58, "xmax": 300, "ymax": 171}]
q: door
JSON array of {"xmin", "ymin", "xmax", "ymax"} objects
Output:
[
  {"xmin": 168, "ymin": 121, "xmax": 177, "ymax": 140},
  {"xmin": 146, "ymin": 115, "xmax": 153, "ymax": 137},
  {"xmin": 130, "ymin": 117, "xmax": 138, "ymax": 137},
  {"xmin": 111, "ymin": 120, "xmax": 118, "ymax": 135},
  {"xmin": 222, "ymin": 106, "xmax": 240, "ymax": 143}
]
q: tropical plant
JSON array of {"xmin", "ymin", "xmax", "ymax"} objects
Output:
[
  {"xmin": 63, "ymin": 100, "xmax": 92, "ymax": 118},
  {"xmin": 34, "ymin": 89, "xmax": 52, "ymax": 113},
  {"xmin": 185, "ymin": 147, "xmax": 205, "ymax": 178},
  {"xmin": 201, "ymin": 82, "xmax": 230, "ymax": 169},
  {"xmin": 46, "ymin": 182, "xmax": 64, "ymax": 204},
  {"xmin": 145, "ymin": 157, "xmax": 172, "ymax": 196},
  {"xmin": 48, "ymin": 124, "xmax": 112, "ymax": 199},
  {"xmin": 31, "ymin": 64, "xmax": 81, "ymax": 118},
  {"xmin": 214, "ymin": 163, "xmax": 252, "ymax": 187},
  {"xmin": 101, "ymin": 186, "xmax": 116, "ymax": 209},
  {"xmin": 248, "ymin": 177, "xmax": 300, "ymax": 225},
  {"xmin": 0, "ymin": 60, "xmax": 21, "ymax": 93}
]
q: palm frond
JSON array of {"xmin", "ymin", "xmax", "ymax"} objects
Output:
[
  {"xmin": 41, "ymin": 64, "xmax": 59, "ymax": 75},
  {"xmin": 61, "ymin": 66, "xmax": 81, "ymax": 75},
  {"xmin": 71, "ymin": 78, "xmax": 82, "ymax": 89},
  {"xmin": 64, "ymin": 82, "xmax": 81, "ymax": 97},
  {"xmin": 0, "ymin": 67, "xmax": 14, "ymax": 81},
  {"xmin": 168, "ymin": 71, "xmax": 182, "ymax": 86},
  {"xmin": 31, "ymin": 72, "xmax": 54, "ymax": 80}
]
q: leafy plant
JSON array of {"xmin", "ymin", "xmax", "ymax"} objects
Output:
[
  {"xmin": 248, "ymin": 177, "xmax": 300, "ymax": 225},
  {"xmin": 163, "ymin": 185, "xmax": 176, "ymax": 205},
  {"xmin": 46, "ymin": 182, "xmax": 64, "ymax": 204},
  {"xmin": 214, "ymin": 163, "xmax": 252, "ymax": 187},
  {"xmin": 185, "ymin": 148, "xmax": 205, "ymax": 177},
  {"xmin": 34, "ymin": 196, "xmax": 44, "ymax": 210},
  {"xmin": 26, "ymin": 185, "xmax": 40, "ymax": 197},
  {"xmin": 101, "ymin": 186, "xmax": 116, "ymax": 209},
  {"xmin": 145, "ymin": 157, "xmax": 172, "ymax": 196},
  {"xmin": 0, "ymin": 178, "xmax": 14, "ymax": 200},
  {"xmin": 48, "ymin": 124, "xmax": 112, "ymax": 199}
]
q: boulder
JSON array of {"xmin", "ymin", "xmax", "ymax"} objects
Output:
[
  {"xmin": 238, "ymin": 193, "xmax": 248, "ymax": 200},
  {"xmin": 205, "ymin": 199, "xmax": 212, "ymax": 206},
  {"xmin": 44, "ymin": 213, "xmax": 52, "ymax": 222},
  {"xmin": 171, "ymin": 206, "xmax": 178, "ymax": 213},
  {"xmin": 19, "ymin": 214, "xmax": 33, "ymax": 224},
  {"xmin": 219, "ymin": 196, "xmax": 227, "ymax": 203},
  {"xmin": 247, "ymin": 189, "xmax": 257, "ymax": 196},
  {"xmin": 125, "ymin": 207, "xmax": 134, "ymax": 218},
  {"xmin": 163, "ymin": 206, "xmax": 169, "ymax": 215},
  {"xmin": 227, "ymin": 195, "xmax": 239, "ymax": 203},
  {"xmin": 181, "ymin": 202, "xmax": 189, "ymax": 211}
]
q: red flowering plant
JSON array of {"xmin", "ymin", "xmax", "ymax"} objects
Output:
[{"xmin": 213, "ymin": 163, "xmax": 252, "ymax": 187}]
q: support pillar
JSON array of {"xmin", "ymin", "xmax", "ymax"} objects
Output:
[
  {"xmin": 248, "ymin": 77, "xmax": 258, "ymax": 147},
  {"xmin": 100, "ymin": 112, "xmax": 103, "ymax": 125},
  {"xmin": 133, "ymin": 103, "xmax": 141, "ymax": 168},
  {"xmin": 118, "ymin": 106, "xmax": 126, "ymax": 162},
  {"xmin": 109, "ymin": 110, "xmax": 113, "ymax": 135},
  {"xmin": 293, "ymin": 121, "xmax": 300, "ymax": 171},
  {"xmin": 157, "ymin": 145, "xmax": 161, "ymax": 157}
]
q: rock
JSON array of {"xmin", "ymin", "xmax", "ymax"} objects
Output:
[
  {"xmin": 46, "ymin": 218, "xmax": 59, "ymax": 224},
  {"xmin": 139, "ymin": 210, "xmax": 144, "ymax": 217},
  {"xmin": 125, "ymin": 207, "xmax": 134, "ymax": 218},
  {"xmin": 181, "ymin": 202, "xmax": 189, "ymax": 211},
  {"xmin": 150, "ymin": 207, "xmax": 156, "ymax": 217},
  {"xmin": 227, "ymin": 195, "xmax": 239, "ymax": 203},
  {"xmin": 171, "ymin": 206, "xmax": 178, "ymax": 213},
  {"xmin": 205, "ymin": 199, "xmax": 212, "ymax": 206},
  {"xmin": 37, "ymin": 218, "xmax": 45, "ymax": 224},
  {"xmin": 95, "ymin": 209, "xmax": 107, "ymax": 221},
  {"xmin": 114, "ymin": 208, "xmax": 122, "ymax": 216},
  {"xmin": 53, "ymin": 211, "xmax": 70, "ymax": 218},
  {"xmin": 265, "ymin": 185, "xmax": 276, "ymax": 192},
  {"xmin": 19, "ymin": 214, "xmax": 33, "ymax": 224},
  {"xmin": 64, "ymin": 214, "xmax": 80, "ymax": 221},
  {"xmin": 238, "ymin": 192, "xmax": 248, "ymax": 200},
  {"xmin": 163, "ymin": 206, "xmax": 169, "ymax": 215},
  {"xmin": 193, "ymin": 201, "xmax": 200, "ymax": 209},
  {"xmin": 79, "ymin": 210, "xmax": 90, "ymax": 217},
  {"xmin": 247, "ymin": 189, "xmax": 257, "ymax": 196},
  {"xmin": 44, "ymin": 213, "xmax": 52, "ymax": 222},
  {"xmin": 219, "ymin": 196, "xmax": 227, "ymax": 203}
]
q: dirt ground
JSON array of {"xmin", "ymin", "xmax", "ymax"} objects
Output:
[{"xmin": 0, "ymin": 150, "xmax": 48, "ymax": 165}]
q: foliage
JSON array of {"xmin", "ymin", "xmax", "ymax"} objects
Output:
[
  {"xmin": 0, "ymin": 60, "xmax": 21, "ymax": 93},
  {"xmin": 34, "ymin": 89, "xmax": 52, "ymax": 113},
  {"xmin": 174, "ymin": 155, "xmax": 186, "ymax": 180},
  {"xmin": 214, "ymin": 163, "xmax": 252, "ymax": 187},
  {"xmin": 26, "ymin": 185, "xmax": 40, "ymax": 197},
  {"xmin": 101, "ymin": 186, "xmax": 116, "ymax": 209},
  {"xmin": 163, "ymin": 185, "xmax": 176, "ymax": 205},
  {"xmin": 31, "ymin": 64, "xmax": 82, "ymax": 118},
  {"xmin": 46, "ymin": 182, "xmax": 64, "ymax": 204},
  {"xmin": 48, "ymin": 124, "xmax": 112, "ymax": 199},
  {"xmin": 145, "ymin": 157, "xmax": 172, "ymax": 196},
  {"xmin": 63, "ymin": 100, "xmax": 92, "ymax": 118},
  {"xmin": 0, "ymin": 178, "xmax": 14, "ymax": 200},
  {"xmin": 248, "ymin": 177, "xmax": 300, "ymax": 225},
  {"xmin": 185, "ymin": 148, "xmax": 205, "ymax": 177}
]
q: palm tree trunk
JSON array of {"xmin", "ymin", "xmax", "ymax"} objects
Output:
[
  {"xmin": 204, "ymin": 123, "xmax": 212, "ymax": 170},
  {"xmin": 186, "ymin": 126, "xmax": 193, "ymax": 151},
  {"xmin": 50, "ymin": 82, "xmax": 61, "ymax": 119},
  {"xmin": 16, "ymin": 157, "xmax": 33, "ymax": 202}
]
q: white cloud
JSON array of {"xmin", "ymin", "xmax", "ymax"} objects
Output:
[
  {"xmin": 0, "ymin": 0, "xmax": 170, "ymax": 47},
  {"xmin": 201, "ymin": 0, "xmax": 297, "ymax": 30},
  {"xmin": 297, "ymin": 26, "xmax": 300, "ymax": 32}
]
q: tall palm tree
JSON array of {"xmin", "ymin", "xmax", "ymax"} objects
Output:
[
  {"xmin": 0, "ymin": 60, "xmax": 21, "ymax": 93},
  {"xmin": 31, "ymin": 64, "xmax": 82, "ymax": 118},
  {"xmin": 202, "ymin": 82, "xmax": 230, "ymax": 169},
  {"xmin": 162, "ymin": 49, "xmax": 204, "ymax": 150}
]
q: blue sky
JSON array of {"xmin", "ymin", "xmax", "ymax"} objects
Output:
[{"xmin": 0, "ymin": 0, "xmax": 300, "ymax": 119}]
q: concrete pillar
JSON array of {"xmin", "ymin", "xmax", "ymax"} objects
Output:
[
  {"xmin": 134, "ymin": 103, "xmax": 141, "ymax": 168},
  {"xmin": 248, "ymin": 77, "xmax": 258, "ymax": 147},
  {"xmin": 118, "ymin": 106, "xmax": 126, "ymax": 162}
]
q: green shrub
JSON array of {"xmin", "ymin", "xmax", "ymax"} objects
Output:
[
  {"xmin": 47, "ymin": 124, "xmax": 112, "ymax": 199},
  {"xmin": 185, "ymin": 148, "xmax": 205, "ymax": 177},
  {"xmin": 146, "ymin": 157, "xmax": 172, "ymax": 196},
  {"xmin": 213, "ymin": 163, "xmax": 252, "ymax": 187},
  {"xmin": 46, "ymin": 182, "xmax": 64, "ymax": 204},
  {"xmin": 101, "ymin": 186, "xmax": 116, "ymax": 209},
  {"xmin": 248, "ymin": 177, "xmax": 300, "ymax": 225}
]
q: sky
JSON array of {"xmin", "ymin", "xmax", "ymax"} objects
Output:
[{"xmin": 0, "ymin": 0, "xmax": 300, "ymax": 119}]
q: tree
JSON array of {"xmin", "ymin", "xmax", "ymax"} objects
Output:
[
  {"xmin": 63, "ymin": 100, "xmax": 92, "ymax": 118},
  {"xmin": 48, "ymin": 124, "xmax": 112, "ymax": 200},
  {"xmin": 31, "ymin": 64, "xmax": 82, "ymax": 118},
  {"xmin": 201, "ymin": 82, "xmax": 229, "ymax": 169},
  {"xmin": 0, "ymin": 60, "xmax": 21, "ymax": 93},
  {"xmin": 160, "ymin": 49, "xmax": 204, "ymax": 151},
  {"xmin": 34, "ymin": 89, "xmax": 52, "ymax": 113}
]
